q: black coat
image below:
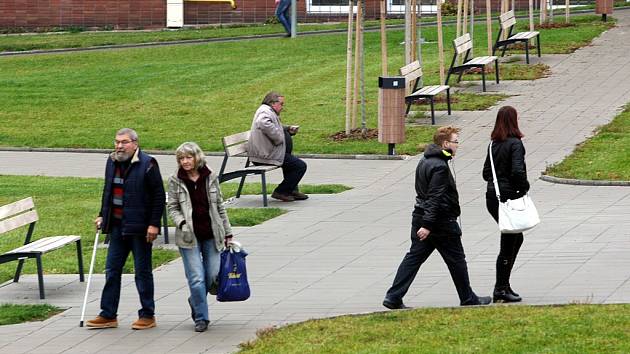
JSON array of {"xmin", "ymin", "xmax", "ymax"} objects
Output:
[
  {"xmin": 99, "ymin": 149, "xmax": 165, "ymax": 235},
  {"xmin": 482, "ymin": 137, "xmax": 530, "ymax": 201},
  {"xmin": 414, "ymin": 144, "xmax": 461, "ymax": 233}
]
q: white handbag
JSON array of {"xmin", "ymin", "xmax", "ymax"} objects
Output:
[{"xmin": 488, "ymin": 142, "xmax": 540, "ymax": 234}]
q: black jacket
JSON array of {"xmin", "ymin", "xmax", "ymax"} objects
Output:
[
  {"xmin": 482, "ymin": 137, "xmax": 530, "ymax": 201},
  {"xmin": 414, "ymin": 144, "xmax": 461, "ymax": 233},
  {"xmin": 100, "ymin": 149, "xmax": 165, "ymax": 235}
]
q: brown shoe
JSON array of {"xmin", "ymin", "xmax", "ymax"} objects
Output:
[
  {"xmin": 85, "ymin": 315, "xmax": 118, "ymax": 329},
  {"xmin": 291, "ymin": 191, "xmax": 309, "ymax": 200},
  {"xmin": 132, "ymin": 316, "xmax": 156, "ymax": 330},
  {"xmin": 271, "ymin": 191, "xmax": 295, "ymax": 202}
]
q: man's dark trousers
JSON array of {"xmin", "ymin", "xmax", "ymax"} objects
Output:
[
  {"xmin": 275, "ymin": 153, "xmax": 306, "ymax": 195},
  {"xmin": 385, "ymin": 214, "xmax": 477, "ymax": 306},
  {"xmin": 100, "ymin": 225, "xmax": 154, "ymax": 319}
]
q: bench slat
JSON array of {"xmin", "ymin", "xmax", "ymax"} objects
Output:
[
  {"xmin": 467, "ymin": 56, "xmax": 498, "ymax": 65},
  {"xmin": 455, "ymin": 40, "xmax": 473, "ymax": 55},
  {"xmin": 400, "ymin": 60, "xmax": 423, "ymax": 82},
  {"xmin": 225, "ymin": 142, "xmax": 248, "ymax": 157},
  {"xmin": 509, "ymin": 31, "xmax": 539, "ymax": 40},
  {"xmin": 243, "ymin": 165, "xmax": 279, "ymax": 172},
  {"xmin": 5, "ymin": 235, "xmax": 80, "ymax": 255},
  {"xmin": 0, "ymin": 210, "xmax": 39, "ymax": 234},
  {"xmin": 500, "ymin": 11, "xmax": 516, "ymax": 29},
  {"xmin": 409, "ymin": 85, "xmax": 449, "ymax": 97},
  {"xmin": 0, "ymin": 197, "xmax": 34, "ymax": 220},
  {"xmin": 223, "ymin": 131, "xmax": 250, "ymax": 147}
]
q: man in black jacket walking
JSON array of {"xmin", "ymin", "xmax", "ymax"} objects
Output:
[{"xmin": 383, "ymin": 126, "xmax": 491, "ymax": 309}]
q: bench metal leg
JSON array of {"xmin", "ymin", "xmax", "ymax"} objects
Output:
[
  {"xmin": 495, "ymin": 60, "xmax": 500, "ymax": 84},
  {"xmin": 405, "ymin": 100, "xmax": 412, "ymax": 116},
  {"xmin": 457, "ymin": 69, "xmax": 465, "ymax": 83},
  {"xmin": 36, "ymin": 255, "xmax": 45, "ymax": 299},
  {"xmin": 261, "ymin": 173, "xmax": 268, "ymax": 207},
  {"xmin": 13, "ymin": 258, "xmax": 25, "ymax": 283},
  {"xmin": 537, "ymin": 35, "xmax": 541, "ymax": 57},
  {"xmin": 525, "ymin": 41, "xmax": 530, "ymax": 64},
  {"xmin": 429, "ymin": 98, "xmax": 435, "ymax": 125},
  {"xmin": 501, "ymin": 43, "xmax": 508, "ymax": 58},
  {"xmin": 481, "ymin": 69, "xmax": 487, "ymax": 92},
  {"xmin": 162, "ymin": 206, "xmax": 169, "ymax": 244},
  {"xmin": 236, "ymin": 175, "xmax": 247, "ymax": 198},
  {"xmin": 445, "ymin": 70, "xmax": 452, "ymax": 87},
  {"xmin": 446, "ymin": 88, "xmax": 452, "ymax": 115},
  {"xmin": 76, "ymin": 239, "xmax": 85, "ymax": 282}
]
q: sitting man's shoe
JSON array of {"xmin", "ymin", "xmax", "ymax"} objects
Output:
[
  {"xmin": 461, "ymin": 295, "xmax": 492, "ymax": 306},
  {"xmin": 493, "ymin": 288, "xmax": 522, "ymax": 303},
  {"xmin": 194, "ymin": 320, "xmax": 209, "ymax": 332},
  {"xmin": 291, "ymin": 190, "xmax": 309, "ymax": 200},
  {"xmin": 132, "ymin": 316, "xmax": 156, "ymax": 330},
  {"xmin": 85, "ymin": 315, "xmax": 118, "ymax": 329},
  {"xmin": 271, "ymin": 191, "xmax": 295, "ymax": 202},
  {"xmin": 382, "ymin": 299, "xmax": 411, "ymax": 310}
]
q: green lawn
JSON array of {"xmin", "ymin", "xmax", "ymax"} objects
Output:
[
  {"xmin": 0, "ymin": 15, "xmax": 612, "ymax": 155},
  {"xmin": 239, "ymin": 304, "xmax": 630, "ymax": 353},
  {"xmin": 545, "ymin": 103, "xmax": 630, "ymax": 180},
  {"xmin": 0, "ymin": 304, "xmax": 62, "ymax": 326}
]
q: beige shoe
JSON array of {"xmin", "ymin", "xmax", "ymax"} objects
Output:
[
  {"xmin": 132, "ymin": 316, "xmax": 156, "ymax": 330},
  {"xmin": 85, "ymin": 315, "xmax": 118, "ymax": 329}
]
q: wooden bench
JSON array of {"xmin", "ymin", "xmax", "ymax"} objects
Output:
[
  {"xmin": 400, "ymin": 60, "xmax": 451, "ymax": 125},
  {"xmin": 219, "ymin": 131, "xmax": 279, "ymax": 207},
  {"xmin": 493, "ymin": 10, "xmax": 541, "ymax": 64},
  {"xmin": 446, "ymin": 33, "xmax": 500, "ymax": 92},
  {"xmin": 0, "ymin": 197, "xmax": 84, "ymax": 299}
]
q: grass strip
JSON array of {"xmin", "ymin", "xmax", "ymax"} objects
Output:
[
  {"xmin": 544, "ymin": 103, "xmax": 630, "ymax": 180},
  {"xmin": 0, "ymin": 303, "xmax": 63, "ymax": 326},
  {"xmin": 239, "ymin": 304, "xmax": 630, "ymax": 353}
]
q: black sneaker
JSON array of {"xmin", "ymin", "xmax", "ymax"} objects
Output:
[
  {"xmin": 462, "ymin": 296, "xmax": 492, "ymax": 306},
  {"xmin": 194, "ymin": 320, "xmax": 209, "ymax": 332},
  {"xmin": 382, "ymin": 299, "xmax": 411, "ymax": 310}
]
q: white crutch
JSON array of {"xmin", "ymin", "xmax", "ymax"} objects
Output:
[{"xmin": 79, "ymin": 225, "xmax": 101, "ymax": 327}]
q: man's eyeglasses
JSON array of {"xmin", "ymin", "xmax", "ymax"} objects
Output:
[
  {"xmin": 448, "ymin": 140, "xmax": 460, "ymax": 144},
  {"xmin": 114, "ymin": 140, "xmax": 136, "ymax": 146}
]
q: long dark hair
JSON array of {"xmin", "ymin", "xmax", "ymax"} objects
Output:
[{"xmin": 490, "ymin": 106, "xmax": 524, "ymax": 141}]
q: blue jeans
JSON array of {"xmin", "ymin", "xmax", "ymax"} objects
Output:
[
  {"xmin": 275, "ymin": 0, "xmax": 291, "ymax": 34},
  {"xmin": 100, "ymin": 225, "xmax": 154, "ymax": 319},
  {"xmin": 179, "ymin": 239, "xmax": 221, "ymax": 322}
]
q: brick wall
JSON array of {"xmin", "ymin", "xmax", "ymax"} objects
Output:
[
  {"xmin": 0, "ymin": 0, "xmax": 165, "ymax": 29},
  {"xmin": 0, "ymin": 0, "xmax": 553, "ymax": 30}
]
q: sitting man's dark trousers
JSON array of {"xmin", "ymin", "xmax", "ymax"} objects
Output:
[
  {"xmin": 275, "ymin": 130, "xmax": 307, "ymax": 195},
  {"xmin": 385, "ymin": 214, "xmax": 477, "ymax": 306}
]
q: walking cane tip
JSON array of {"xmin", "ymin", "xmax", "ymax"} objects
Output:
[{"xmin": 79, "ymin": 321, "xmax": 84, "ymax": 327}]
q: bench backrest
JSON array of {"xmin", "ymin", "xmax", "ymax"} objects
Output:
[
  {"xmin": 453, "ymin": 33, "xmax": 473, "ymax": 55},
  {"xmin": 222, "ymin": 131, "xmax": 250, "ymax": 157},
  {"xmin": 0, "ymin": 197, "xmax": 39, "ymax": 235},
  {"xmin": 399, "ymin": 60, "xmax": 423, "ymax": 82},
  {"xmin": 499, "ymin": 10, "xmax": 517, "ymax": 30}
]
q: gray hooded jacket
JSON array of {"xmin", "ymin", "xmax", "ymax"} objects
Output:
[{"xmin": 247, "ymin": 104, "xmax": 286, "ymax": 166}]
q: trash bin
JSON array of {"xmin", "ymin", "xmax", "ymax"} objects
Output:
[
  {"xmin": 595, "ymin": 0, "xmax": 613, "ymax": 21},
  {"xmin": 378, "ymin": 76, "xmax": 406, "ymax": 155}
]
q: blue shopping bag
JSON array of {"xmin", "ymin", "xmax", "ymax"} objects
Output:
[{"xmin": 217, "ymin": 242, "xmax": 250, "ymax": 302}]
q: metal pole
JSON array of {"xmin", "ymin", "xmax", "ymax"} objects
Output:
[{"xmin": 291, "ymin": 0, "xmax": 297, "ymax": 38}]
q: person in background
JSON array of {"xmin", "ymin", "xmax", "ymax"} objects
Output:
[
  {"xmin": 482, "ymin": 106, "xmax": 529, "ymax": 303},
  {"xmin": 275, "ymin": 0, "xmax": 292, "ymax": 37},
  {"xmin": 167, "ymin": 142, "xmax": 234, "ymax": 332},
  {"xmin": 383, "ymin": 126, "xmax": 492, "ymax": 309},
  {"xmin": 248, "ymin": 91, "xmax": 308, "ymax": 202}
]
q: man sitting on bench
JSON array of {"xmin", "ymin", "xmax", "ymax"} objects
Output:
[{"xmin": 248, "ymin": 91, "xmax": 308, "ymax": 202}]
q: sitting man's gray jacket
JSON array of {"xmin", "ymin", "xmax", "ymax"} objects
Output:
[{"xmin": 248, "ymin": 104, "xmax": 286, "ymax": 166}]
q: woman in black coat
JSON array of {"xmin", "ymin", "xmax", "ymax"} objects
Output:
[{"xmin": 482, "ymin": 106, "xmax": 530, "ymax": 303}]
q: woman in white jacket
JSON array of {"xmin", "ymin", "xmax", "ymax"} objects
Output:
[{"xmin": 167, "ymin": 142, "xmax": 233, "ymax": 332}]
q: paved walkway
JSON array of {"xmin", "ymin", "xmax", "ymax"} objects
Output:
[{"xmin": 1, "ymin": 10, "xmax": 630, "ymax": 354}]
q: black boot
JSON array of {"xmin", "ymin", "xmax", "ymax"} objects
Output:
[
  {"xmin": 493, "ymin": 287, "xmax": 522, "ymax": 303},
  {"xmin": 507, "ymin": 286, "xmax": 520, "ymax": 298}
]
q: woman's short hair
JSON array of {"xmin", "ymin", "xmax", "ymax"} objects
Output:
[
  {"xmin": 433, "ymin": 126, "xmax": 461, "ymax": 146},
  {"xmin": 491, "ymin": 106, "xmax": 524, "ymax": 141},
  {"xmin": 262, "ymin": 91, "xmax": 284, "ymax": 106},
  {"xmin": 175, "ymin": 142, "xmax": 206, "ymax": 170}
]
